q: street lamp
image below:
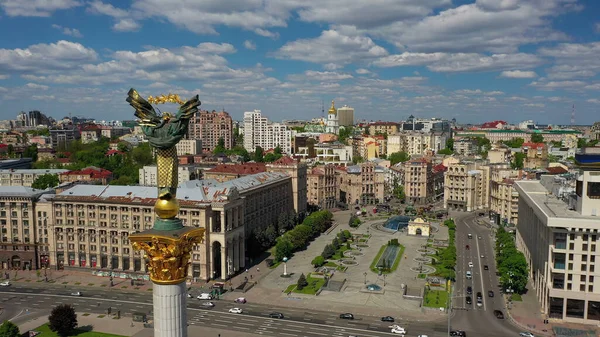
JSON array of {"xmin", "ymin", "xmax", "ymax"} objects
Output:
[
  {"xmin": 282, "ymin": 257, "xmax": 288, "ymax": 276},
  {"xmin": 383, "ymin": 274, "xmax": 386, "ymax": 286},
  {"xmin": 363, "ymin": 272, "xmax": 367, "ymax": 284}
]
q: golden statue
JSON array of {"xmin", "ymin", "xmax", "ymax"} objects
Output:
[{"xmin": 126, "ymin": 88, "xmax": 205, "ymax": 285}]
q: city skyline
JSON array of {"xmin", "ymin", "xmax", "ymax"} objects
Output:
[{"xmin": 0, "ymin": 0, "xmax": 599, "ymax": 124}]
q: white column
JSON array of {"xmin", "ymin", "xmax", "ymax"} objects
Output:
[
  {"xmin": 221, "ymin": 244, "xmax": 227, "ymax": 279},
  {"xmin": 153, "ymin": 282, "xmax": 188, "ymax": 337}
]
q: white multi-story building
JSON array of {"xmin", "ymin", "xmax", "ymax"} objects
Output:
[
  {"xmin": 325, "ymin": 100, "xmax": 339, "ymax": 135},
  {"xmin": 387, "ymin": 131, "xmax": 449, "ymax": 157},
  {"xmin": 243, "ymin": 110, "xmax": 292, "ymax": 154},
  {"xmin": 515, "ymin": 148, "xmax": 600, "ymax": 324},
  {"xmin": 176, "ymin": 139, "xmax": 202, "ymax": 156},
  {"xmin": 296, "ymin": 142, "xmax": 353, "ymax": 166},
  {"xmin": 0, "ymin": 169, "xmax": 69, "ymax": 187},
  {"xmin": 138, "ymin": 165, "xmax": 200, "ymax": 186}
]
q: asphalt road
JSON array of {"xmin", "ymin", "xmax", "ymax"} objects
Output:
[
  {"xmin": 0, "ymin": 283, "xmax": 452, "ymax": 337},
  {"xmin": 450, "ymin": 211, "xmax": 525, "ymax": 337}
]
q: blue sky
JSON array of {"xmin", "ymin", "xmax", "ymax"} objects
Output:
[{"xmin": 0, "ymin": 0, "xmax": 599, "ymax": 125}]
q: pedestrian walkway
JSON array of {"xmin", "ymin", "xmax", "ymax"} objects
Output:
[{"xmin": 17, "ymin": 311, "xmax": 145, "ymax": 336}]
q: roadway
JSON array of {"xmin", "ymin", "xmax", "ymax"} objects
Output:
[
  {"xmin": 451, "ymin": 211, "xmax": 524, "ymax": 337},
  {"xmin": 0, "ymin": 283, "xmax": 452, "ymax": 337}
]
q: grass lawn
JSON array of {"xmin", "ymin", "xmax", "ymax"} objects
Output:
[
  {"xmin": 369, "ymin": 244, "xmax": 405, "ymax": 274},
  {"xmin": 324, "ymin": 261, "xmax": 339, "ymax": 267},
  {"xmin": 423, "ymin": 289, "xmax": 449, "ymax": 308},
  {"xmin": 330, "ymin": 245, "xmax": 350, "ymax": 260},
  {"xmin": 283, "ymin": 275, "xmax": 326, "ymax": 295},
  {"xmin": 33, "ymin": 324, "xmax": 125, "ymax": 337},
  {"xmin": 511, "ymin": 293, "xmax": 523, "ymax": 301}
]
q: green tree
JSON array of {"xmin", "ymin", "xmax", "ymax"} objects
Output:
[
  {"xmin": 213, "ymin": 137, "xmax": 226, "ymax": 155},
  {"xmin": 253, "ymin": 146, "xmax": 264, "ymax": 162},
  {"xmin": 504, "ymin": 137, "xmax": 525, "ymax": 148},
  {"xmin": 31, "ymin": 174, "xmax": 60, "ymax": 189},
  {"xmin": 274, "ymin": 238, "xmax": 293, "ymax": 262},
  {"xmin": 393, "ymin": 184, "xmax": 405, "ymax": 201},
  {"xmin": 352, "ymin": 155, "xmax": 364, "ymax": 164},
  {"xmin": 263, "ymin": 224, "xmax": 278, "ymax": 247},
  {"xmin": 363, "ymin": 127, "xmax": 370, "ymax": 135},
  {"xmin": 23, "ymin": 144, "xmax": 38, "ymax": 161},
  {"xmin": 446, "ymin": 138, "xmax": 454, "ymax": 151},
  {"xmin": 311, "ymin": 256, "xmax": 325, "ymax": 267},
  {"xmin": 48, "ymin": 304, "xmax": 78, "ymax": 337},
  {"xmin": 227, "ymin": 145, "xmax": 251, "ymax": 162},
  {"xmin": 117, "ymin": 142, "xmax": 130, "ymax": 153},
  {"xmin": 7, "ymin": 144, "xmax": 14, "ymax": 156},
  {"xmin": 321, "ymin": 244, "xmax": 335, "ymax": 259},
  {"xmin": 511, "ymin": 152, "xmax": 526, "ymax": 169},
  {"xmin": 0, "ymin": 320, "xmax": 20, "ymax": 337},
  {"xmin": 338, "ymin": 126, "xmax": 354, "ymax": 144},
  {"xmin": 388, "ymin": 151, "xmax": 410, "ymax": 165},
  {"xmin": 297, "ymin": 273, "xmax": 308, "ymax": 290},
  {"xmin": 530, "ymin": 133, "xmax": 544, "ymax": 143},
  {"xmin": 437, "ymin": 148, "xmax": 453, "ymax": 155},
  {"xmin": 331, "ymin": 237, "xmax": 340, "ymax": 250}
]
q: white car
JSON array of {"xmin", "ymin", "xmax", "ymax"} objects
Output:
[
  {"xmin": 187, "ymin": 293, "xmax": 192, "ymax": 298},
  {"xmin": 519, "ymin": 333, "xmax": 535, "ymax": 337},
  {"xmin": 197, "ymin": 293, "xmax": 213, "ymax": 300},
  {"xmin": 468, "ymin": 262, "xmax": 473, "ymax": 268},
  {"xmin": 201, "ymin": 302, "xmax": 214, "ymax": 307},
  {"xmin": 391, "ymin": 327, "xmax": 406, "ymax": 334},
  {"xmin": 418, "ymin": 335, "xmax": 429, "ymax": 337},
  {"xmin": 229, "ymin": 308, "xmax": 243, "ymax": 314},
  {"xmin": 0, "ymin": 281, "xmax": 10, "ymax": 286},
  {"xmin": 71, "ymin": 291, "xmax": 82, "ymax": 296}
]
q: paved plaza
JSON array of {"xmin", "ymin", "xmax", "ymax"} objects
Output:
[{"xmin": 244, "ymin": 209, "xmax": 449, "ymax": 321}]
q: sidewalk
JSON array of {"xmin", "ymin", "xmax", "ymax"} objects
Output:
[{"xmin": 18, "ymin": 311, "xmax": 145, "ymax": 336}]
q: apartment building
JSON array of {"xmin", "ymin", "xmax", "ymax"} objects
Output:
[
  {"xmin": 489, "ymin": 165, "xmax": 521, "ymax": 225},
  {"xmin": 176, "ymin": 139, "xmax": 202, "ymax": 156},
  {"xmin": 266, "ymin": 157, "xmax": 308, "ymax": 217},
  {"xmin": 297, "ymin": 142, "xmax": 353, "ymax": 165},
  {"xmin": 59, "ymin": 167, "xmax": 113, "ymax": 185},
  {"xmin": 368, "ymin": 122, "xmax": 399, "ymax": 136},
  {"xmin": 138, "ymin": 165, "xmax": 200, "ymax": 186},
  {"xmin": 0, "ymin": 169, "xmax": 69, "ymax": 187},
  {"xmin": 337, "ymin": 105, "xmax": 355, "ymax": 127},
  {"xmin": 522, "ymin": 142, "xmax": 549, "ymax": 169},
  {"xmin": 359, "ymin": 136, "xmax": 387, "ymax": 160},
  {"xmin": 455, "ymin": 129, "xmax": 581, "ymax": 144},
  {"xmin": 338, "ymin": 162, "xmax": 385, "ymax": 205},
  {"xmin": 444, "ymin": 161, "xmax": 490, "ymax": 211},
  {"xmin": 50, "ymin": 127, "xmax": 80, "ymax": 150},
  {"xmin": 0, "ymin": 187, "xmax": 55, "ymax": 270},
  {"xmin": 404, "ymin": 158, "xmax": 433, "ymax": 204},
  {"xmin": 204, "ymin": 163, "xmax": 266, "ymax": 183},
  {"xmin": 454, "ymin": 138, "xmax": 478, "ymax": 156},
  {"xmin": 488, "ymin": 146, "xmax": 512, "ymax": 164},
  {"xmin": 514, "ymin": 149, "xmax": 600, "ymax": 324},
  {"xmin": 387, "ymin": 131, "xmax": 449, "ymax": 157},
  {"xmin": 243, "ymin": 110, "xmax": 292, "ymax": 154},
  {"xmin": 307, "ymin": 165, "xmax": 338, "ymax": 209},
  {"xmin": 187, "ymin": 110, "xmax": 233, "ymax": 152}
]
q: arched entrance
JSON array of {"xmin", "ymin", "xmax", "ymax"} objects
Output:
[
  {"xmin": 11, "ymin": 255, "xmax": 21, "ymax": 269},
  {"xmin": 212, "ymin": 241, "xmax": 222, "ymax": 280},
  {"xmin": 416, "ymin": 228, "xmax": 422, "ymax": 236}
]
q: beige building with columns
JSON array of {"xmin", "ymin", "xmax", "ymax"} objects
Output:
[
  {"xmin": 443, "ymin": 161, "xmax": 490, "ymax": 211},
  {"xmin": 307, "ymin": 164, "xmax": 338, "ymax": 209}
]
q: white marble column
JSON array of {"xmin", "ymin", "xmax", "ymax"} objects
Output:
[{"xmin": 153, "ymin": 282, "xmax": 188, "ymax": 337}]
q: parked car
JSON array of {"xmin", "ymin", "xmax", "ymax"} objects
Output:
[
  {"xmin": 339, "ymin": 313, "xmax": 354, "ymax": 320},
  {"xmin": 466, "ymin": 296, "xmax": 472, "ymax": 305},
  {"xmin": 228, "ymin": 308, "xmax": 243, "ymax": 314},
  {"xmin": 201, "ymin": 302, "xmax": 214, "ymax": 307},
  {"xmin": 476, "ymin": 292, "xmax": 482, "ymax": 300},
  {"xmin": 71, "ymin": 291, "xmax": 82, "ymax": 296},
  {"xmin": 477, "ymin": 298, "xmax": 483, "ymax": 307},
  {"xmin": 381, "ymin": 316, "xmax": 395, "ymax": 322},
  {"xmin": 494, "ymin": 310, "xmax": 504, "ymax": 319},
  {"xmin": 197, "ymin": 293, "xmax": 213, "ymax": 300},
  {"xmin": 0, "ymin": 281, "xmax": 10, "ymax": 287},
  {"xmin": 488, "ymin": 291, "xmax": 494, "ymax": 297},
  {"xmin": 234, "ymin": 297, "xmax": 247, "ymax": 304},
  {"xmin": 484, "ymin": 265, "xmax": 489, "ymax": 270},
  {"xmin": 519, "ymin": 333, "xmax": 534, "ymax": 337},
  {"xmin": 466, "ymin": 286, "xmax": 472, "ymax": 295},
  {"xmin": 268, "ymin": 312, "xmax": 284, "ymax": 319}
]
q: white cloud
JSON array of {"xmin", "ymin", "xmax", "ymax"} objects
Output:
[
  {"xmin": 304, "ymin": 71, "xmax": 353, "ymax": 81},
  {"xmin": 587, "ymin": 98, "xmax": 600, "ymax": 104},
  {"xmin": 51, "ymin": 24, "xmax": 83, "ymax": 38},
  {"xmin": 539, "ymin": 42, "xmax": 600, "ymax": 80},
  {"xmin": 0, "ymin": 0, "xmax": 81, "ymax": 17},
  {"xmin": 595, "ymin": 23, "xmax": 600, "ymax": 33},
  {"xmin": 524, "ymin": 103, "xmax": 545, "ymax": 108},
  {"xmin": 0, "ymin": 40, "xmax": 97, "ymax": 74},
  {"xmin": 455, "ymin": 89, "xmax": 482, "ymax": 95},
  {"xmin": 32, "ymin": 95, "xmax": 56, "ymax": 100},
  {"xmin": 499, "ymin": 70, "xmax": 538, "ymax": 78},
  {"xmin": 243, "ymin": 40, "xmax": 256, "ymax": 51},
  {"xmin": 356, "ymin": 68, "xmax": 371, "ymax": 75},
  {"xmin": 485, "ymin": 91, "xmax": 505, "ymax": 95},
  {"xmin": 87, "ymin": 1, "xmax": 141, "ymax": 32},
  {"xmin": 0, "ymin": 75, "xmax": 9, "ymax": 80},
  {"xmin": 254, "ymin": 28, "xmax": 279, "ymax": 39},
  {"xmin": 374, "ymin": 52, "xmax": 542, "ymax": 73},
  {"xmin": 275, "ymin": 28, "xmax": 388, "ymax": 65},
  {"xmin": 113, "ymin": 19, "xmax": 141, "ymax": 32},
  {"xmin": 25, "ymin": 83, "xmax": 49, "ymax": 90},
  {"xmin": 529, "ymin": 80, "xmax": 586, "ymax": 90}
]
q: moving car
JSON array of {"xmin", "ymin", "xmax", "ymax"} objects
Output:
[
  {"xmin": 197, "ymin": 293, "xmax": 213, "ymax": 300},
  {"xmin": 268, "ymin": 312, "xmax": 284, "ymax": 319},
  {"xmin": 480, "ymin": 255, "xmax": 485, "ymax": 258},
  {"xmin": 0, "ymin": 281, "xmax": 10, "ymax": 286},
  {"xmin": 339, "ymin": 313, "xmax": 354, "ymax": 320},
  {"xmin": 228, "ymin": 308, "xmax": 243, "ymax": 314},
  {"xmin": 494, "ymin": 310, "xmax": 504, "ymax": 319},
  {"xmin": 381, "ymin": 316, "xmax": 395, "ymax": 322},
  {"xmin": 71, "ymin": 291, "xmax": 82, "ymax": 296},
  {"xmin": 466, "ymin": 271, "xmax": 472, "ymax": 279},
  {"xmin": 450, "ymin": 331, "xmax": 466, "ymax": 336},
  {"xmin": 391, "ymin": 326, "xmax": 406, "ymax": 334},
  {"xmin": 466, "ymin": 296, "xmax": 472, "ymax": 305},
  {"xmin": 488, "ymin": 290, "xmax": 494, "ymax": 297},
  {"xmin": 468, "ymin": 262, "xmax": 474, "ymax": 268},
  {"xmin": 466, "ymin": 286, "xmax": 472, "ymax": 295},
  {"xmin": 201, "ymin": 302, "xmax": 214, "ymax": 307},
  {"xmin": 478, "ymin": 236, "xmax": 482, "ymax": 240},
  {"xmin": 477, "ymin": 298, "xmax": 483, "ymax": 307},
  {"xmin": 484, "ymin": 265, "xmax": 489, "ymax": 270},
  {"xmin": 234, "ymin": 297, "xmax": 247, "ymax": 303},
  {"xmin": 519, "ymin": 333, "xmax": 534, "ymax": 337},
  {"xmin": 417, "ymin": 335, "xmax": 429, "ymax": 337},
  {"xmin": 468, "ymin": 234, "xmax": 473, "ymax": 239}
]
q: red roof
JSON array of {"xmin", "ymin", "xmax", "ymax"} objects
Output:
[
  {"xmin": 481, "ymin": 120, "xmax": 507, "ymax": 129},
  {"xmin": 0, "ymin": 144, "xmax": 7, "ymax": 148},
  {"xmin": 546, "ymin": 167, "xmax": 568, "ymax": 175},
  {"xmin": 273, "ymin": 156, "xmax": 296, "ymax": 165},
  {"xmin": 208, "ymin": 163, "xmax": 266, "ymax": 175},
  {"xmin": 432, "ymin": 164, "xmax": 447, "ymax": 173},
  {"xmin": 105, "ymin": 149, "xmax": 124, "ymax": 156},
  {"xmin": 61, "ymin": 167, "xmax": 112, "ymax": 179},
  {"xmin": 522, "ymin": 142, "xmax": 546, "ymax": 149},
  {"xmin": 57, "ymin": 158, "xmax": 71, "ymax": 164}
]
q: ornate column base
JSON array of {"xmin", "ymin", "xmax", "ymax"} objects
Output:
[{"xmin": 153, "ymin": 282, "xmax": 188, "ymax": 337}]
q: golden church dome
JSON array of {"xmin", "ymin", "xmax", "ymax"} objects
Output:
[{"xmin": 328, "ymin": 100, "xmax": 336, "ymax": 115}]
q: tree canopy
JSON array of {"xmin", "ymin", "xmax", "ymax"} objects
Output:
[
  {"xmin": 48, "ymin": 304, "xmax": 78, "ymax": 337},
  {"xmin": 0, "ymin": 320, "xmax": 20, "ymax": 337},
  {"xmin": 495, "ymin": 227, "xmax": 528, "ymax": 294},
  {"xmin": 530, "ymin": 133, "xmax": 544, "ymax": 143},
  {"xmin": 253, "ymin": 146, "xmax": 264, "ymax": 162},
  {"xmin": 338, "ymin": 126, "xmax": 354, "ymax": 144},
  {"xmin": 503, "ymin": 137, "xmax": 525, "ymax": 148},
  {"xmin": 32, "ymin": 174, "xmax": 60, "ymax": 190},
  {"xmin": 511, "ymin": 152, "xmax": 526, "ymax": 169},
  {"xmin": 388, "ymin": 151, "xmax": 410, "ymax": 165}
]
